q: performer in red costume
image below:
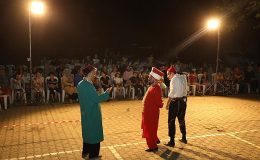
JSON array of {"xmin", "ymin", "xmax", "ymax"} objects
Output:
[{"xmin": 142, "ymin": 67, "xmax": 164, "ymax": 152}]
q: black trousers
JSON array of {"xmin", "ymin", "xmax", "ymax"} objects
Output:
[
  {"xmin": 168, "ymin": 98, "xmax": 187, "ymax": 141},
  {"xmin": 82, "ymin": 142, "xmax": 100, "ymax": 158}
]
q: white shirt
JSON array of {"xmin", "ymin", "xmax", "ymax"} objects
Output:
[{"xmin": 168, "ymin": 74, "xmax": 188, "ymax": 98}]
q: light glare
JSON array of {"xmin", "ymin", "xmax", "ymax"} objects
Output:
[
  {"xmin": 207, "ymin": 19, "xmax": 220, "ymax": 30},
  {"xmin": 30, "ymin": 1, "xmax": 45, "ymax": 14}
]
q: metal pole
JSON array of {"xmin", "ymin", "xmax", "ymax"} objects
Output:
[
  {"xmin": 29, "ymin": 8, "xmax": 33, "ymax": 104},
  {"xmin": 215, "ymin": 28, "xmax": 220, "ymax": 74}
]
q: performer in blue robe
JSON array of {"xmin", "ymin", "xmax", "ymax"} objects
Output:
[{"xmin": 77, "ymin": 64, "xmax": 112, "ymax": 159}]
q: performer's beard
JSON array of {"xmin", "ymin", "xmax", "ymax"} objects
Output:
[
  {"xmin": 148, "ymin": 77, "xmax": 157, "ymax": 86},
  {"xmin": 148, "ymin": 77, "xmax": 153, "ymax": 85}
]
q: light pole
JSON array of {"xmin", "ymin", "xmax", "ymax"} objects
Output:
[
  {"xmin": 28, "ymin": 1, "xmax": 45, "ymax": 104},
  {"xmin": 206, "ymin": 18, "xmax": 220, "ymax": 74},
  {"xmin": 206, "ymin": 18, "xmax": 229, "ymax": 95}
]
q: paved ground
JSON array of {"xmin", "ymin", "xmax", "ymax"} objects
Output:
[{"xmin": 0, "ymin": 95, "xmax": 260, "ymax": 160}]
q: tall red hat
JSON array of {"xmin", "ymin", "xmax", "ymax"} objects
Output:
[
  {"xmin": 167, "ymin": 65, "xmax": 176, "ymax": 73},
  {"xmin": 150, "ymin": 67, "xmax": 164, "ymax": 80}
]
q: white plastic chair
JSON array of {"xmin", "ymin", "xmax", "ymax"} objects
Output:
[
  {"xmin": 0, "ymin": 94, "xmax": 12, "ymax": 110},
  {"xmin": 125, "ymin": 86, "xmax": 135, "ymax": 99},
  {"xmin": 32, "ymin": 77, "xmax": 45, "ymax": 104},
  {"xmin": 187, "ymin": 74, "xmax": 196, "ymax": 96},
  {"xmin": 247, "ymin": 83, "xmax": 251, "ymax": 93},
  {"xmin": 10, "ymin": 78, "xmax": 27, "ymax": 104},
  {"xmin": 61, "ymin": 77, "xmax": 71, "ymax": 103},
  {"xmin": 197, "ymin": 73, "xmax": 206, "ymax": 95},
  {"xmin": 112, "ymin": 86, "xmax": 126, "ymax": 99},
  {"xmin": 45, "ymin": 76, "xmax": 61, "ymax": 103}
]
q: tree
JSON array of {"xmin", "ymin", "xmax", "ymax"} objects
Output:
[{"xmin": 219, "ymin": 0, "xmax": 260, "ymax": 30}]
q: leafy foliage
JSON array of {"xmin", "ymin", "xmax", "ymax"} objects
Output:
[{"xmin": 219, "ymin": 0, "xmax": 260, "ymax": 30}]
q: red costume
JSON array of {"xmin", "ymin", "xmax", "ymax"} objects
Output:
[{"xmin": 142, "ymin": 67, "xmax": 164, "ymax": 150}]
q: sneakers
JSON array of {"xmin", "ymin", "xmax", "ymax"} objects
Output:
[
  {"xmin": 164, "ymin": 141, "xmax": 175, "ymax": 147},
  {"xmin": 179, "ymin": 137, "xmax": 188, "ymax": 144},
  {"xmin": 145, "ymin": 147, "xmax": 158, "ymax": 152}
]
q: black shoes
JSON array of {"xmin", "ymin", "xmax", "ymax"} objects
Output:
[
  {"xmin": 82, "ymin": 154, "xmax": 102, "ymax": 160},
  {"xmin": 179, "ymin": 137, "xmax": 187, "ymax": 144},
  {"xmin": 164, "ymin": 136, "xmax": 187, "ymax": 148},
  {"xmin": 89, "ymin": 155, "xmax": 102, "ymax": 160},
  {"xmin": 82, "ymin": 154, "xmax": 88, "ymax": 159},
  {"xmin": 145, "ymin": 147, "xmax": 158, "ymax": 152},
  {"xmin": 165, "ymin": 141, "xmax": 175, "ymax": 147}
]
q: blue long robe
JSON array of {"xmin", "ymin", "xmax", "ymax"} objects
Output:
[{"xmin": 77, "ymin": 79, "xmax": 110, "ymax": 144}]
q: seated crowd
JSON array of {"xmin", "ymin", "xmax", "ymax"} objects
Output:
[{"xmin": 0, "ymin": 53, "xmax": 260, "ymax": 109}]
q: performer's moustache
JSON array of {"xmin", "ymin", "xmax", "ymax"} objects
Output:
[{"xmin": 148, "ymin": 77, "xmax": 154, "ymax": 85}]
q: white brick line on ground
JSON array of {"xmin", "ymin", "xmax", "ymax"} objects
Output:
[
  {"xmin": 3, "ymin": 129, "xmax": 258, "ymax": 160},
  {"xmin": 186, "ymin": 129, "xmax": 258, "ymax": 139},
  {"xmin": 227, "ymin": 133, "xmax": 260, "ymax": 150},
  {"xmin": 108, "ymin": 146, "xmax": 124, "ymax": 160},
  {"xmin": 3, "ymin": 150, "xmax": 82, "ymax": 160}
]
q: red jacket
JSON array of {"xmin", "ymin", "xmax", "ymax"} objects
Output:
[{"xmin": 142, "ymin": 84, "xmax": 163, "ymax": 139}]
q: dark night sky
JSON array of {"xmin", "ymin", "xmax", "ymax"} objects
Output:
[{"xmin": 0, "ymin": 0, "xmax": 259, "ymax": 65}]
